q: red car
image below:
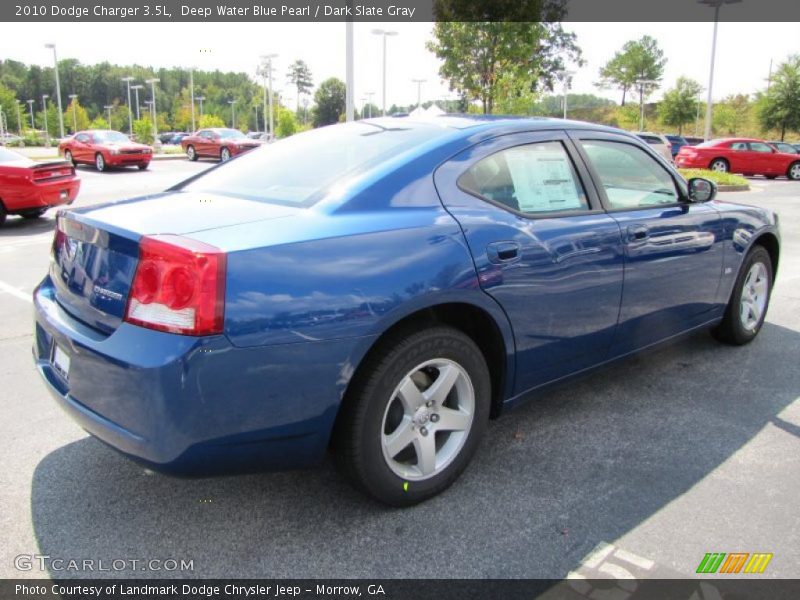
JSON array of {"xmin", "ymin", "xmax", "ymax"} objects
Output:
[
  {"xmin": 59, "ymin": 130, "xmax": 152, "ymax": 172},
  {"xmin": 676, "ymin": 137, "xmax": 800, "ymax": 180},
  {"xmin": 181, "ymin": 128, "xmax": 263, "ymax": 162},
  {"xmin": 0, "ymin": 147, "xmax": 80, "ymax": 226}
]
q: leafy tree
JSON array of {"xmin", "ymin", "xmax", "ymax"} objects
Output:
[
  {"xmin": 658, "ymin": 77, "xmax": 702, "ymax": 135},
  {"xmin": 313, "ymin": 78, "xmax": 345, "ymax": 127},
  {"xmin": 276, "ymin": 106, "xmax": 298, "ymax": 137},
  {"xmin": 133, "ymin": 117, "xmax": 154, "ymax": 144},
  {"xmin": 89, "ymin": 116, "xmax": 108, "ymax": 129},
  {"xmin": 598, "ymin": 35, "xmax": 666, "ymax": 106},
  {"xmin": 36, "ymin": 103, "xmax": 60, "ymax": 139},
  {"xmin": 198, "ymin": 114, "xmax": 225, "ymax": 128},
  {"xmin": 63, "ymin": 97, "xmax": 90, "ymax": 133},
  {"xmin": 713, "ymin": 94, "xmax": 751, "ymax": 136},
  {"xmin": 427, "ymin": 18, "xmax": 582, "ymax": 114},
  {"xmin": 758, "ymin": 55, "xmax": 800, "ymax": 141},
  {"xmin": 0, "ymin": 83, "xmax": 22, "ymax": 132},
  {"xmin": 286, "ymin": 60, "xmax": 313, "ymax": 112}
]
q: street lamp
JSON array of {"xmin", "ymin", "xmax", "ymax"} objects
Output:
[
  {"xmin": 44, "ymin": 44, "xmax": 65, "ymax": 139},
  {"xmin": 121, "ymin": 76, "xmax": 134, "ymax": 134},
  {"xmin": 189, "ymin": 67, "xmax": 196, "ymax": 132},
  {"xmin": 131, "ymin": 85, "xmax": 144, "ymax": 120},
  {"xmin": 635, "ymin": 78, "xmax": 659, "ymax": 130},
  {"xmin": 365, "ymin": 92, "xmax": 375, "ymax": 118},
  {"xmin": 371, "ymin": 29, "xmax": 398, "ymax": 116},
  {"xmin": 103, "ymin": 104, "xmax": 113, "ymax": 126},
  {"xmin": 27, "ymin": 99, "xmax": 35, "ymax": 130},
  {"xmin": 16, "ymin": 100, "xmax": 23, "ymax": 135},
  {"xmin": 228, "ymin": 100, "xmax": 237, "ymax": 128},
  {"xmin": 41, "ymin": 94, "xmax": 50, "ymax": 147},
  {"xmin": 557, "ymin": 70, "xmax": 576, "ymax": 119},
  {"xmin": 412, "ymin": 78, "xmax": 427, "ymax": 109},
  {"xmin": 699, "ymin": 0, "xmax": 741, "ymax": 140},
  {"xmin": 260, "ymin": 54, "xmax": 278, "ymax": 140},
  {"xmin": 195, "ymin": 96, "xmax": 205, "ymax": 117},
  {"xmin": 146, "ymin": 78, "xmax": 160, "ymax": 149},
  {"xmin": 68, "ymin": 94, "xmax": 78, "ymax": 132}
]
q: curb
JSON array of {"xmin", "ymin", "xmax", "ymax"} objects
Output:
[{"xmin": 716, "ymin": 184, "xmax": 750, "ymax": 192}]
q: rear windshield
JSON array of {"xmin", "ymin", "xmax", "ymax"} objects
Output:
[
  {"xmin": 696, "ymin": 140, "xmax": 725, "ymax": 148},
  {"xmin": 0, "ymin": 147, "xmax": 22, "ymax": 162},
  {"xmin": 179, "ymin": 122, "xmax": 448, "ymax": 206}
]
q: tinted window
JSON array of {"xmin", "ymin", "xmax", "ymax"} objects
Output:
[
  {"xmin": 750, "ymin": 142, "xmax": 773, "ymax": 153},
  {"xmin": 458, "ymin": 142, "xmax": 589, "ymax": 215},
  {"xmin": 730, "ymin": 142, "xmax": 748, "ymax": 151},
  {"xmin": 76, "ymin": 134, "xmax": 90, "ymax": 143},
  {"xmin": 581, "ymin": 140, "xmax": 679, "ymax": 209},
  {"xmin": 181, "ymin": 122, "xmax": 451, "ymax": 206}
]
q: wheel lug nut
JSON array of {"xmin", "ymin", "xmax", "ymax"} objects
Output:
[
  {"xmin": 420, "ymin": 427, "xmax": 428, "ymax": 436},
  {"xmin": 430, "ymin": 414, "xmax": 440, "ymax": 423}
]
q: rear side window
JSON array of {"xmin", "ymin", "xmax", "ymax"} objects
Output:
[
  {"xmin": 458, "ymin": 142, "xmax": 589, "ymax": 215},
  {"xmin": 580, "ymin": 140, "xmax": 679, "ymax": 209},
  {"xmin": 730, "ymin": 142, "xmax": 748, "ymax": 151},
  {"xmin": 638, "ymin": 135, "xmax": 662, "ymax": 145}
]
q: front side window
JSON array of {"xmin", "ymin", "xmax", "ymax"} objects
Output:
[
  {"xmin": 580, "ymin": 140, "xmax": 679, "ymax": 209},
  {"xmin": 730, "ymin": 142, "xmax": 748, "ymax": 151},
  {"xmin": 458, "ymin": 142, "xmax": 589, "ymax": 215},
  {"xmin": 76, "ymin": 134, "xmax": 90, "ymax": 143}
]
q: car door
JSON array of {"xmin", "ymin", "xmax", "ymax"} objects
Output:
[
  {"xmin": 74, "ymin": 133, "xmax": 91, "ymax": 162},
  {"xmin": 435, "ymin": 131, "xmax": 624, "ymax": 394},
  {"xmin": 570, "ymin": 132, "xmax": 724, "ymax": 355},
  {"xmin": 748, "ymin": 141, "xmax": 778, "ymax": 175},
  {"xmin": 727, "ymin": 141, "xmax": 752, "ymax": 173}
]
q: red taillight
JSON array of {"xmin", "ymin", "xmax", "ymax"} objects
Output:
[{"xmin": 125, "ymin": 235, "xmax": 226, "ymax": 336}]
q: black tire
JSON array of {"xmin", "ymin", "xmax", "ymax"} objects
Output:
[
  {"xmin": 20, "ymin": 208, "xmax": 46, "ymax": 219},
  {"xmin": 186, "ymin": 145, "xmax": 198, "ymax": 161},
  {"xmin": 709, "ymin": 158, "xmax": 729, "ymax": 173},
  {"xmin": 138, "ymin": 163, "xmax": 149, "ymax": 170},
  {"xmin": 0, "ymin": 202, "xmax": 6, "ymax": 228},
  {"xmin": 765, "ymin": 175, "xmax": 777, "ymax": 180},
  {"xmin": 332, "ymin": 326, "xmax": 491, "ymax": 506},
  {"xmin": 220, "ymin": 147, "xmax": 232, "ymax": 162},
  {"xmin": 712, "ymin": 246, "xmax": 773, "ymax": 345},
  {"xmin": 788, "ymin": 161, "xmax": 800, "ymax": 181},
  {"xmin": 64, "ymin": 150, "xmax": 75, "ymax": 166},
  {"xmin": 95, "ymin": 153, "xmax": 106, "ymax": 172}
]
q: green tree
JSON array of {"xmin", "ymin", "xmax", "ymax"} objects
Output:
[
  {"xmin": 713, "ymin": 94, "xmax": 752, "ymax": 136},
  {"xmin": 36, "ymin": 103, "xmax": 60, "ymax": 139},
  {"xmin": 198, "ymin": 114, "xmax": 225, "ymax": 128},
  {"xmin": 0, "ymin": 83, "xmax": 22, "ymax": 132},
  {"xmin": 133, "ymin": 117, "xmax": 154, "ymax": 144},
  {"xmin": 276, "ymin": 106, "xmax": 298, "ymax": 138},
  {"xmin": 427, "ymin": 19, "xmax": 581, "ymax": 114},
  {"xmin": 313, "ymin": 78, "xmax": 345, "ymax": 127},
  {"xmin": 658, "ymin": 76, "xmax": 702, "ymax": 135},
  {"xmin": 598, "ymin": 35, "xmax": 666, "ymax": 106},
  {"xmin": 286, "ymin": 59, "xmax": 313, "ymax": 112},
  {"xmin": 88, "ymin": 116, "xmax": 108, "ymax": 129},
  {"xmin": 758, "ymin": 55, "xmax": 800, "ymax": 141},
  {"xmin": 63, "ymin": 97, "xmax": 90, "ymax": 133}
]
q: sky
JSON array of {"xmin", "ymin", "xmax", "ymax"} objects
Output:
[{"xmin": 0, "ymin": 21, "xmax": 798, "ymax": 109}]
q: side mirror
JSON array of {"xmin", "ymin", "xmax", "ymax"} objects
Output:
[{"xmin": 687, "ymin": 177, "xmax": 717, "ymax": 203}]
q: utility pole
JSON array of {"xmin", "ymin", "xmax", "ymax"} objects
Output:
[
  {"xmin": 16, "ymin": 100, "xmax": 23, "ymax": 135},
  {"xmin": 189, "ymin": 67, "xmax": 196, "ymax": 132},
  {"xmin": 366, "ymin": 92, "xmax": 375, "ymax": 118},
  {"xmin": 45, "ymin": 44, "xmax": 65, "ymax": 139},
  {"xmin": 260, "ymin": 54, "xmax": 278, "ymax": 140},
  {"xmin": 104, "ymin": 105, "xmax": 113, "ymax": 126},
  {"xmin": 42, "ymin": 94, "xmax": 50, "ymax": 147},
  {"xmin": 122, "ymin": 76, "xmax": 134, "ymax": 135},
  {"xmin": 146, "ymin": 78, "xmax": 160, "ymax": 149},
  {"xmin": 195, "ymin": 96, "xmax": 205, "ymax": 117},
  {"xmin": 346, "ymin": 17, "xmax": 354, "ymax": 122},
  {"xmin": 27, "ymin": 99, "xmax": 35, "ymax": 130},
  {"xmin": 228, "ymin": 100, "xmax": 237, "ymax": 128},
  {"xmin": 412, "ymin": 78, "xmax": 427, "ymax": 109},
  {"xmin": 131, "ymin": 85, "xmax": 143, "ymax": 120},
  {"xmin": 635, "ymin": 78, "xmax": 658, "ymax": 130},
  {"xmin": 371, "ymin": 29, "xmax": 398, "ymax": 116}
]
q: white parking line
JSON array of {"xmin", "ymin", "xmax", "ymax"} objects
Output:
[{"xmin": 0, "ymin": 280, "xmax": 32, "ymax": 303}]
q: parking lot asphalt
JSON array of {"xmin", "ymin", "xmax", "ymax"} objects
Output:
[{"xmin": 1, "ymin": 165, "xmax": 798, "ymax": 580}]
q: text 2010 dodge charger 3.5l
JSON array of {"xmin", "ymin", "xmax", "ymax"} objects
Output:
[{"xmin": 33, "ymin": 117, "xmax": 779, "ymax": 505}]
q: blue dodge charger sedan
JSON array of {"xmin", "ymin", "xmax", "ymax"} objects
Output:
[{"xmin": 33, "ymin": 117, "xmax": 779, "ymax": 505}]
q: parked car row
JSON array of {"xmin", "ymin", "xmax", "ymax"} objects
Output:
[{"xmin": 675, "ymin": 137, "xmax": 800, "ymax": 180}]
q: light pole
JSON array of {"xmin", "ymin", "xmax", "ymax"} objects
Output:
[
  {"xmin": 557, "ymin": 70, "xmax": 575, "ymax": 119},
  {"xmin": 260, "ymin": 54, "xmax": 278, "ymax": 140},
  {"xmin": 412, "ymin": 78, "xmax": 427, "ymax": 109},
  {"xmin": 635, "ymin": 78, "xmax": 659, "ymax": 130},
  {"xmin": 27, "ymin": 99, "xmax": 35, "ymax": 130},
  {"xmin": 131, "ymin": 85, "xmax": 143, "ymax": 120},
  {"xmin": 195, "ymin": 96, "xmax": 205, "ymax": 117},
  {"xmin": 228, "ymin": 100, "xmax": 237, "ymax": 128},
  {"xmin": 44, "ymin": 44, "xmax": 65, "ymax": 139},
  {"xmin": 346, "ymin": 19, "xmax": 354, "ymax": 122},
  {"xmin": 694, "ymin": 88, "xmax": 705, "ymax": 136},
  {"xmin": 68, "ymin": 94, "xmax": 78, "ymax": 132},
  {"xmin": 121, "ymin": 76, "xmax": 134, "ymax": 134},
  {"xmin": 16, "ymin": 100, "xmax": 23, "ymax": 135},
  {"xmin": 366, "ymin": 92, "xmax": 375, "ymax": 118},
  {"xmin": 41, "ymin": 94, "xmax": 50, "ymax": 147},
  {"xmin": 104, "ymin": 104, "xmax": 113, "ymax": 127},
  {"xmin": 700, "ymin": 0, "xmax": 741, "ymax": 140},
  {"xmin": 146, "ymin": 78, "xmax": 160, "ymax": 148},
  {"xmin": 371, "ymin": 29, "xmax": 398, "ymax": 116},
  {"xmin": 189, "ymin": 67, "xmax": 196, "ymax": 132},
  {"xmin": 360, "ymin": 97, "xmax": 367, "ymax": 119}
]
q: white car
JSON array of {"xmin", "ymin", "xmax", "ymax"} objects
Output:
[{"xmin": 635, "ymin": 132, "xmax": 673, "ymax": 163}]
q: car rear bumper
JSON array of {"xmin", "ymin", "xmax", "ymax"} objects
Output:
[
  {"xmin": 3, "ymin": 178, "xmax": 80, "ymax": 212},
  {"xmin": 675, "ymin": 156, "xmax": 705, "ymax": 168},
  {"xmin": 33, "ymin": 275, "xmax": 362, "ymax": 474}
]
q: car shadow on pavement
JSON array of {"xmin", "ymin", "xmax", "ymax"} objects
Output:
[
  {"xmin": 29, "ymin": 323, "xmax": 800, "ymax": 579},
  {"xmin": 0, "ymin": 215, "xmax": 55, "ymax": 236}
]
